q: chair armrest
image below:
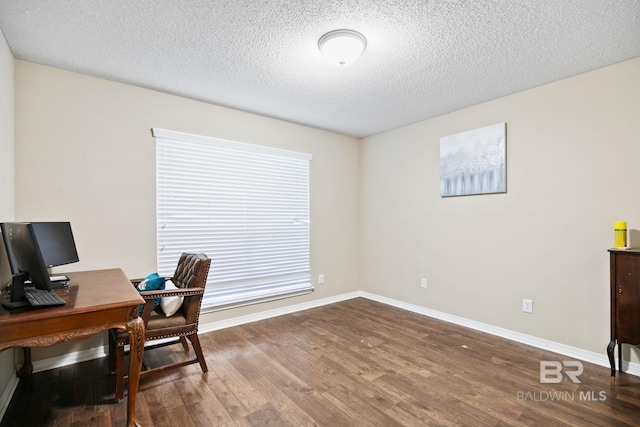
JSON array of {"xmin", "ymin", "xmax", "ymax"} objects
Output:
[
  {"xmin": 138, "ymin": 287, "xmax": 205, "ymax": 300},
  {"xmin": 137, "ymin": 287, "xmax": 205, "ymax": 325},
  {"xmin": 130, "ymin": 278, "xmax": 144, "ymax": 287}
]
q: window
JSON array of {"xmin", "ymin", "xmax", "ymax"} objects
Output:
[{"xmin": 152, "ymin": 128, "xmax": 312, "ymax": 311}]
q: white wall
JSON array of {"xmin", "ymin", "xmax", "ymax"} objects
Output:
[
  {"xmin": 360, "ymin": 57, "xmax": 640, "ymax": 357},
  {"xmin": 14, "ymin": 60, "xmax": 361, "ymax": 359},
  {"xmin": 0, "ymin": 28, "xmax": 15, "ymax": 414}
]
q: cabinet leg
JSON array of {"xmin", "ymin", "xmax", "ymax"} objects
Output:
[
  {"xmin": 607, "ymin": 340, "xmax": 616, "ymax": 381},
  {"xmin": 618, "ymin": 342, "xmax": 623, "ymax": 373}
]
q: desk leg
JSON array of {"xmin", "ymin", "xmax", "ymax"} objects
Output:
[
  {"xmin": 125, "ymin": 317, "xmax": 145, "ymax": 427},
  {"xmin": 17, "ymin": 347, "xmax": 33, "ymax": 378}
]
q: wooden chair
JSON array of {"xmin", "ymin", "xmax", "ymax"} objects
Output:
[{"xmin": 109, "ymin": 252, "xmax": 211, "ymax": 401}]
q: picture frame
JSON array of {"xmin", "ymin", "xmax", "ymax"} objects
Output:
[{"xmin": 440, "ymin": 123, "xmax": 506, "ymax": 197}]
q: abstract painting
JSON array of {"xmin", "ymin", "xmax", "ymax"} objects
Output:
[{"xmin": 440, "ymin": 123, "xmax": 506, "ymax": 197}]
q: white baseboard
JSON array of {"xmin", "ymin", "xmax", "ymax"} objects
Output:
[
  {"xmin": 25, "ymin": 345, "xmax": 108, "ymax": 374},
  {"xmin": 359, "ymin": 291, "xmax": 640, "ymax": 377},
  {"xmin": 0, "ymin": 373, "xmax": 19, "ymax": 421},
  {"xmin": 2, "ymin": 289, "xmax": 637, "ymax": 416},
  {"xmin": 28, "ymin": 290, "xmax": 640, "ymax": 376},
  {"xmin": 198, "ymin": 291, "xmax": 362, "ymax": 334},
  {"xmin": 201, "ymin": 290, "xmax": 639, "ymax": 376},
  {"xmin": 5, "ymin": 293, "xmax": 362, "ymax": 382}
]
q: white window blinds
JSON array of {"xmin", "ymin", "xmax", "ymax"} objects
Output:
[{"xmin": 152, "ymin": 128, "xmax": 313, "ymax": 311}]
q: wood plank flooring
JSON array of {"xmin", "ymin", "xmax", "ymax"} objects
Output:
[{"xmin": 2, "ymin": 298, "xmax": 640, "ymax": 426}]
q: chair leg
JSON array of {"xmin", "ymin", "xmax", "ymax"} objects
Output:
[
  {"xmin": 179, "ymin": 336, "xmax": 190, "ymax": 354},
  {"xmin": 187, "ymin": 334, "xmax": 208, "ymax": 373},
  {"xmin": 115, "ymin": 343, "xmax": 125, "ymax": 401}
]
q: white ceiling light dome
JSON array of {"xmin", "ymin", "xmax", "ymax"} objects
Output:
[{"xmin": 318, "ymin": 29, "xmax": 367, "ymax": 67}]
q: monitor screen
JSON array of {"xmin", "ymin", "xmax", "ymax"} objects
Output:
[
  {"xmin": 3, "ymin": 222, "xmax": 52, "ymax": 291},
  {"xmin": 31, "ymin": 222, "xmax": 79, "ymax": 268}
]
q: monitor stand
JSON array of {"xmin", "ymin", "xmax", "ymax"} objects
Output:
[{"xmin": 1, "ymin": 272, "xmax": 30, "ymax": 309}]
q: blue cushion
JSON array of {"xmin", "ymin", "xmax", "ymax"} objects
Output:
[{"xmin": 136, "ymin": 272, "xmax": 165, "ymax": 315}]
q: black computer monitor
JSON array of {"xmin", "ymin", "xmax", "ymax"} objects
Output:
[
  {"xmin": 31, "ymin": 222, "xmax": 79, "ymax": 268},
  {"xmin": 3, "ymin": 223, "xmax": 53, "ymax": 291},
  {"xmin": 0, "ymin": 223, "xmax": 20, "ymax": 275}
]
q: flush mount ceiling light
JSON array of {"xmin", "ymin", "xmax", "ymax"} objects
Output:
[{"xmin": 318, "ymin": 29, "xmax": 367, "ymax": 67}]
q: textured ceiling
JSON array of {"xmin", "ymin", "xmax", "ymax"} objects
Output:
[{"xmin": 0, "ymin": 0, "xmax": 639, "ymax": 138}]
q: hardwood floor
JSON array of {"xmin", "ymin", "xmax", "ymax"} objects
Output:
[{"xmin": 2, "ymin": 298, "xmax": 640, "ymax": 426}]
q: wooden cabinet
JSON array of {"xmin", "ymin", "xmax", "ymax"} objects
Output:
[{"xmin": 608, "ymin": 249, "xmax": 640, "ymax": 382}]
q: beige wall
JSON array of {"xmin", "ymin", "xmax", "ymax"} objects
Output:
[
  {"xmin": 361, "ymin": 57, "xmax": 640, "ymax": 356},
  {"xmin": 0, "ymin": 32, "xmax": 13, "ymax": 252},
  {"xmin": 14, "ymin": 60, "xmax": 361, "ymax": 358},
  {"xmin": 0, "ymin": 29, "xmax": 15, "ymax": 409},
  {"xmin": 9, "ymin": 53, "xmax": 640, "ymax": 368}
]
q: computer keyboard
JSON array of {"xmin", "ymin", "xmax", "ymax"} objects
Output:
[{"xmin": 24, "ymin": 288, "xmax": 66, "ymax": 307}]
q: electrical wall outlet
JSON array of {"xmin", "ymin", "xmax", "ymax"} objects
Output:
[
  {"xmin": 318, "ymin": 274, "xmax": 324, "ymax": 285},
  {"xmin": 522, "ymin": 298, "xmax": 533, "ymax": 314},
  {"xmin": 421, "ymin": 278, "xmax": 427, "ymax": 289}
]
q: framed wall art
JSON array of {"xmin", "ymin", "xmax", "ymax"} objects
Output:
[{"xmin": 440, "ymin": 122, "xmax": 506, "ymax": 197}]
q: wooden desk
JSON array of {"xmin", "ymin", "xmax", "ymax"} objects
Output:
[{"xmin": 0, "ymin": 269, "xmax": 145, "ymax": 426}]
